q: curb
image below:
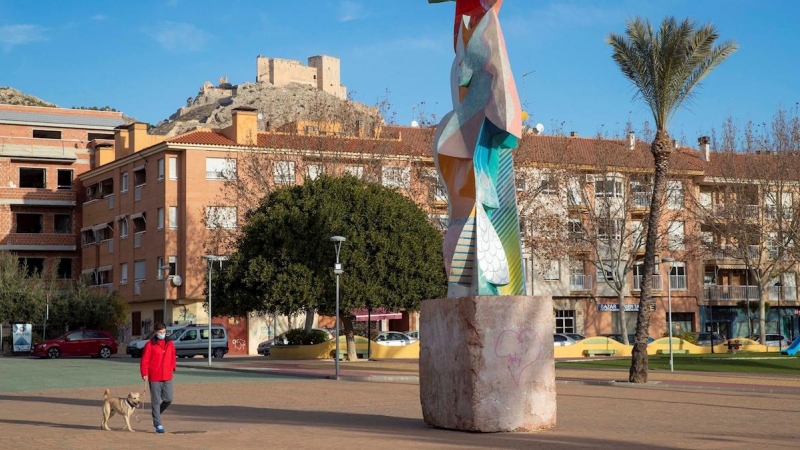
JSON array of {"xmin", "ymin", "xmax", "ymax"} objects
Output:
[{"xmin": 176, "ymin": 362, "xmax": 420, "ymax": 383}]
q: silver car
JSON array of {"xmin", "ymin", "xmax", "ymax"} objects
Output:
[
  {"xmin": 554, "ymin": 333, "xmax": 579, "ymax": 347},
  {"xmin": 750, "ymin": 334, "xmax": 790, "ymax": 347},
  {"xmin": 374, "ymin": 331, "xmax": 416, "ymax": 346}
]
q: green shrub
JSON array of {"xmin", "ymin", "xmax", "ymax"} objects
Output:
[
  {"xmin": 283, "ymin": 328, "xmax": 331, "ymax": 346},
  {"xmin": 662, "ymin": 330, "xmax": 697, "ymax": 344}
]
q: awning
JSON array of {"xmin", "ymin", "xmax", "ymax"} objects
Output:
[
  {"xmin": 91, "ymin": 223, "xmax": 109, "ymax": 231},
  {"xmin": 80, "ymin": 226, "xmax": 93, "ymax": 232},
  {"xmin": 351, "ymin": 308, "xmax": 403, "ymax": 322},
  {"xmin": 130, "ymin": 212, "xmax": 145, "ymax": 221},
  {"xmin": 114, "ymin": 214, "xmax": 127, "ymax": 221},
  {"xmin": 81, "ymin": 268, "xmax": 96, "ymax": 275},
  {"xmin": 133, "ymin": 164, "xmax": 145, "ymax": 172},
  {"xmin": 97, "ymin": 265, "xmax": 112, "ymax": 272}
]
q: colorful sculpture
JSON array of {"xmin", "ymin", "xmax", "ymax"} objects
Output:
[{"xmin": 429, "ymin": 0, "xmax": 526, "ymax": 297}]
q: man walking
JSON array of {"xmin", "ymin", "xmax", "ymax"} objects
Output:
[{"xmin": 140, "ymin": 322, "xmax": 176, "ymax": 434}]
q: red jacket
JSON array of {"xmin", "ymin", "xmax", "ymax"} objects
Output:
[{"xmin": 140, "ymin": 338, "xmax": 176, "ymax": 382}]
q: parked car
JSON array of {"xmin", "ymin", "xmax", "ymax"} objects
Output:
[
  {"xmin": 563, "ymin": 333, "xmax": 585, "ymax": 342},
  {"xmin": 600, "ymin": 334, "xmax": 655, "ymax": 345},
  {"xmin": 406, "ymin": 331, "xmax": 419, "ymax": 339},
  {"xmin": 695, "ymin": 332, "xmax": 727, "ymax": 346},
  {"xmin": 749, "ymin": 334, "xmax": 790, "ymax": 347},
  {"xmin": 170, "ymin": 325, "xmax": 229, "ymax": 358},
  {"xmin": 553, "ymin": 333, "xmax": 580, "ymax": 347},
  {"xmin": 257, "ymin": 328, "xmax": 333, "ymax": 356},
  {"xmin": 126, "ymin": 325, "xmax": 186, "ymax": 358},
  {"xmin": 374, "ymin": 331, "xmax": 416, "ymax": 346},
  {"xmin": 33, "ymin": 329, "xmax": 117, "ymax": 359}
]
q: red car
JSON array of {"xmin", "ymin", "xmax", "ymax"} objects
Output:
[{"xmin": 32, "ymin": 329, "xmax": 118, "ymax": 359}]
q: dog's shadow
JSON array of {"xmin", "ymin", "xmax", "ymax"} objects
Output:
[{"xmin": 0, "ymin": 418, "xmax": 98, "ymax": 431}]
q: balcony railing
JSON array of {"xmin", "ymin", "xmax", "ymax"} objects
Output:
[
  {"xmin": 569, "ymin": 274, "xmax": 593, "ymax": 291},
  {"xmin": 90, "ymin": 284, "xmax": 114, "ymax": 293},
  {"xmin": 765, "ymin": 205, "xmax": 793, "ymax": 220},
  {"xmin": 633, "ymin": 274, "xmax": 662, "ymax": 291},
  {"xmin": 704, "ymin": 285, "xmax": 759, "ymax": 302},
  {"xmin": 632, "ymin": 192, "xmax": 649, "ymax": 208},
  {"xmin": 709, "ymin": 244, "xmax": 760, "ymax": 260},
  {"xmin": 769, "ymin": 285, "xmax": 798, "ymax": 301},
  {"xmin": 669, "ymin": 275, "xmax": 687, "ymax": 290},
  {"xmin": 134, "ymin": 231, "xmax": 145, "ymax": 248},
  {"xmin": 134, "ymin": 279, "xmax": 144, "ymax": 296}
]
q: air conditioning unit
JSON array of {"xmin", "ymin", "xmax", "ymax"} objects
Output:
[{"xmin": 585, "ymin": 174, "xmax": 597, "ymax": 183}]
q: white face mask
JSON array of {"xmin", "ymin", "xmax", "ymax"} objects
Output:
[{"xmin": 156, "ymin": 332, "xmax": 166, "ymax": 340}]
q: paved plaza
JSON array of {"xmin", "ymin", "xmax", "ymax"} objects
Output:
[{"xmin": 0, "ymin": 356, "xmax": 798, "ymax": 449}]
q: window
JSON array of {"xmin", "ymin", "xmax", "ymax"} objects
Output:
[
  {"xmin": 568, "ymin": 219, "xmax": 583, "ymax": 242},
  {"xmin": 132, "ymin": 214, "xmax": 146, "ymax": 233},
  {"xmin": 515, "ymin": 176, "xmax": 526, "ymax": 192},
  {"xmin": 631, "ymin": 220, "xmax": 644, "ymax": 249},
  {"xmin": 168, "ymin": 256, "xmax": 177, "ymax": 277},
  {"xmin": 157, "ymin": 256, "xmax": 165, "ymax": 279},
  {"xmin": 181, "ymin": 330, "xmax": 198, "ymax": 341},
  {"xmin": 157, "ymin": 158, "xmax": 165, "ymax": 181},
  {"xmin": 169, "ymin": 206, "xmax": 178, "ymax": 229},
  {"xmin": 168, "ymin": 157, "xmax": 177, "ymax": 180},
  {"xmin": 81, "ymin": 229, "xmax": 95, "ymax": 246},
  {"xmin": 555, "ymin": 310, "xmax": 576, "ymax": 334},
  {"xmin": 57, "ymin": 259, "xmax": 72, "ymax": 279},
  {"xmin": 132, "ymin": 312, "xmax": 142, "ymax": 336},
  {"xmin": 96, "ymin": 267, "xmax": 112, "ymax": 285},
  {"xmin": 597, "ymin": 219, "xmax": 623, "ymax": 241},
  {"xmin": 16, "ymin": 214, "xmax": 43, "ymax": 233},
  {"xmin": 630, "ymin": 180, "xmax": 650, "ymax": 207},
  {"xmin": 18, "ymin": 257, "xmax": 44, "ymax": 275},
  {"xmin": 205, "ymin": 206, "xmax": 237, "ymax": 229},
  {"xmin": 539, "ymin": 173, "xmax": 557, "ymax": 195},
  {"xmin": 133, "ymin": 166, "xmax": 147, "ymax": 186},
  {"xmin": 57, "ymin": 169, "xmax": 73, "ymax": 189},
  {"xmin": 119, "ymin": 218, "xmax": 128, "ymax": 238},
  {"xmin": 567, "ymin": 177, "xmax": 583, "ymax": 205},
  {"xmin": 96, "ymin": 223, "xmax": 113, "ymax": 241},
  {"xmin": 344, "ymin": 165, "xmax": 363, "ymax": 179},
  {"xmin": 88, "ymin": 132, "xmax": 114, "ymax": 141},
  {"xmin": 597, "ymin": 264, "xmax": 616, "ymax": 281},
  {"xmin": 668, "ymin": 221, "xmax": 685, "ymax": 250},
  {"xmin": 382, "ymin": 166, "xmax": 410, "ymax": 189},
  {"xmin": 134, "ymin": 260, "xmax": 146, "ymax": 281},
  {"xmin": 54, "ymin": 214, "xmax": 72, "ymax": 233},
  {"xmin": 543, "ymin": 260, "xmax": 560, "ymax": 281},
  {"xmin": 306, "ymin": 164, "xmax": 322, "ymax": 180},
  {"xmin": 274, "ymin": 161, "xmax": 296, "ymax": 184},
  {"xmin": 157, "ymin": 207, "xmax": 165, "ymax": 230},
  {"xmin": 670, "ymin": 313, "xmax": 694, "ymax": 333},
  {"xmin": 121, "ymin": 172, "xmax": 128, "ymax": 192},
  {"xmin": 120, "ymin": 263, "xmax": 128, "ymax": 285},
  {"xmin": 33, "ymin": 129, "xmax": 61, "ymax": 139},
  {"xmin": 206, "ymin": 157, "xmax": 236, "ymax": 180},
  {"xmin": 667, "ymin": 181, "xmax": 684, "ymax": 210},
  {"xmin": 19, "ymin": 168, "xmax": 46, "ymax": 188},
  {"xmin": 669, "ymin": 262, "xmax": 687, "ymax": 290},
  {"xmin": 595, "ymin": 177, "xmax": 623, "ymax": 198}
]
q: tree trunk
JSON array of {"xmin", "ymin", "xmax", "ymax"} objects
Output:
[
  {"xmin": 304, "ymin": 307, "xmax": 315, "ymax": 332},
  {"xmin": 759, "ymin": 286, "xmax": 767, "ymax": 345},
  {"xmin": 341, "ymin": 315, "xmax": 358, "ymax": 361},
  {"xmin": 618, "ymin": 291, "xmax": 629, "ymax": 345},
  {"xmin": 630, "ymin": 130, "xmax": 672, "ymax": 383}
]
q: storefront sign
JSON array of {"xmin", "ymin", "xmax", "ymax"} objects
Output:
[
  {"xmin": 596, "ymin": 303, "xmax": 655, "ymax": 312},
  {"xmin": 12, "ymin": 324, "xmax": 32, "ymax": 352}
]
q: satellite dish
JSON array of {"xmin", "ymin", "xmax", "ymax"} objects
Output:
[
  {"xmin": 171, "ymin": 275, "xmax": 183, "ymax": 287},
  {"xmin": 411, "ymin": 120, "xmax": 420, "ymax": 128},
  {"xmin": 534, "ymin": 123, "xmax": 544, "ymax": 135}
]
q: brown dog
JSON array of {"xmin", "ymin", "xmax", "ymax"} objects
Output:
[{"xmin": 101, "ymin": 389, "xmax": 141, "ymax": 432}]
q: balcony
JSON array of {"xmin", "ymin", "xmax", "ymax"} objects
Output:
[
  {"xmin": 769, "ymin": 285, "xmax": 798, "ymax": 301},
  {"xmin": 633, "ymin": 274, "xmax": 662, "ymax": 291},
  {"xmin": 569, "ymin": 274, "xmax": 593, "ymax": 292},
  {"xmin": 765, "ymin": 205, "xmax": 793, "ymax": 220},
  {"xmin": 90, "ymin": 284, "xmax": 114, "ymax": 294},
  {"xmin": 632, "ymin": 192, "xmax": 649, "ymax": 209},
  {"xmin": 707, "ymin": 244, "xmax": 760, "ymax": 261},
  {"xmin": 668, "ymin": 275, "xmax": 687, "ymax": 290},
  {"xmin": 704, "ymin": 285, "xmax": 759, "ymax": 302},
  {"xmin": 134, "ymin": 231, "xmax": 145, "ymax": 248}
]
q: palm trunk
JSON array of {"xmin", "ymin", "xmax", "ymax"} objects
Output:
[
  {"xmin": 630, "ymin": 130, "xmax": 672, "ymax": 383},
  {"xmin": 618, "ymin": 291, "xmax": 629, "ymax": 345}
]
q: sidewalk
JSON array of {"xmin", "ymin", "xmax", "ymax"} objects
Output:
[{"xmin": 177, "ymin": 356, "xmax": 800, "ymax": 394}]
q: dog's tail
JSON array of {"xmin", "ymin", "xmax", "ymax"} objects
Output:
[{"xmin": 104, "ymin": 388, "xmax": 110, "ymax": 400}]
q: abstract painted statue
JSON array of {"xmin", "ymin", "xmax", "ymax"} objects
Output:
[{"xmin": 429, "ymin": 0, "xmax": 526, "ymax": 297}]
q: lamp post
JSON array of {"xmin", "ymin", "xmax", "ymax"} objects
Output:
[
  {"xmin": 204, "ymin": 255, "xmax": 228, "ymax": 367},
  {"xmin": 775, "ymin": 280, "xmax": 783, "ymax": 346},
  {"xmin": 160, "ymin": 265, "xmax": 171, "ymax": 324},
  {"xmin": 662, "ymin": 257, "xmax": 675, "ymax": 372},
  {"xmin": 330, "ymin": 236, "xmax": 346, "ymax": 380}
]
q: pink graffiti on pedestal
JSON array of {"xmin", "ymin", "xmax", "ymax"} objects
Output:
[{"xmin": 493, "ymin": 328, "xmax": 544, "ymax": 387}]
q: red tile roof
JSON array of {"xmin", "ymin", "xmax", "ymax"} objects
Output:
[{"xmin": 167, "ymin": 130, "xmax": 237, "ymax": 146}]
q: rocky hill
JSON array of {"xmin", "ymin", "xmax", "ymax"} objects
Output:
[
  {"xmin": 0, "ymin": 87, "xmax": 58, "ymax": 108},
  {"xmin": 151, "ymin": 80, "xmax": 383, "ymax": 137}
]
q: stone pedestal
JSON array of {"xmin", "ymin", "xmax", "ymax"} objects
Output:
[{"xmin": 419, "ymin": 295, "xmax": 556, "ymax": 432}]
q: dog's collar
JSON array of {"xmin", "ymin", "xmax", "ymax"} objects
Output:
[{"xmin": 126, "ymin": 399, "xmax": 137, "ymax": 408}]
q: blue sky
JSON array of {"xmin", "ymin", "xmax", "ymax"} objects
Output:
[{"xmin": 1, "ymin": 0, "xmax": 798, "ymax": 144}]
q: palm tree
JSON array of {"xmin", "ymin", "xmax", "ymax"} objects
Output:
[{"xmin": 607, "ymin": 17, "xmax": 737, "ymax": 383}]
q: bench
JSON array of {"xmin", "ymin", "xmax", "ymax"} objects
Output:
[
  {"xmin": 583, "ymin": 349, "xmax": 617, "ymax": 357},
  {"xmin": 331, "ymin": 350, "xmax": 369, "ymax": 360},
  {"xmin": 656, "ymin": 349, "xmax": 690, "ymax": 354}
]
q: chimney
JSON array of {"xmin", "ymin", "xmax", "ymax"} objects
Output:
[
  {"xmin": 223, "ymin": 107, "xmax": 258, "ymax": 145},
  {"xmin": 698, "ymin": 136, "xmax": 710, "ymax": 161},
  {"xmin": 569, "ymin": 131, "xmax": 577, "ymax": 137},
  {"xmin": 627, "ymin": 132, "xmax": 635, "ymax": 150},
  {"xmin": 114, "ymin": 125, "xmax": 130, "ymax": 159}
]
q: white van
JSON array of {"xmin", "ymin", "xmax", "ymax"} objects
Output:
[
  {"xmin": 126, "ymin": 325, "xmax": 186, "ymax": 358},
  {"xmin": 171, "ymin": 325, "xmax": 229, "ymax": 358}
]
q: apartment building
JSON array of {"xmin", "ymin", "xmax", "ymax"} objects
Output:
[
  {"xmin": 0, "ymin": 104, "xmax": 125, "ymax": 281},
  {"xmin": 79, "ymin": 108, "xmax": 433, "ymax": 354}
]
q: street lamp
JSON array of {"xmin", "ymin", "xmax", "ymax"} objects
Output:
[
  {"xmin": 330, "ymin": 236, "xmax": 346, "ymax": 380},
  {"xmin": 204, "ymin": 255, "xmax": 228, "ymax": 366},
  {"xmin": 662, "ymin": 257, "xmax": 675, "ymax": 372},
  {"xmin": 160, "ymin": 265, "xmax": 171, "ymax": 324}
]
